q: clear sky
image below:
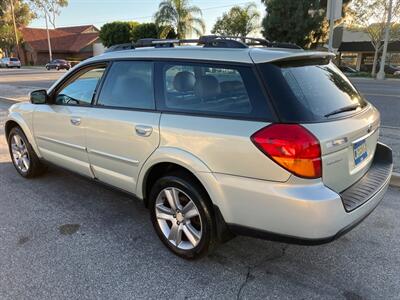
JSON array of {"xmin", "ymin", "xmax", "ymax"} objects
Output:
[{"xmin": 29, "ymin": 0, "xmax": 265, "ymax": 35}]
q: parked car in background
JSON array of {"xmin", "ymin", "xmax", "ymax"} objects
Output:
[
  {"xmin": 45, "ymin": 59, "xmax": 71, "ymax": 71},
  {"xmin": 5, "ymin": 36, "xmax": 393, "ymax": 259},
  {"xmin": 361, "ymin": 64, "xmax": 400, "ymax": 75},
  {"xmin": 0, "ymin": 57, "xmax": 21, "ymax": 68}
]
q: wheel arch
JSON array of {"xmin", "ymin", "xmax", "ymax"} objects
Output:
[
  {"xmin": 138, "ymin": 147, "xmax": 234, "ymax": 242},
  {"xmin": 5, "ymin": 115, "xmax": 41, "ymax": 157},
  {"xmin": 137, "ymin": 147, "xmax": 213, "ymax": 204}
]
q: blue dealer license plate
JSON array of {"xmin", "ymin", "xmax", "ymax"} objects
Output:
[{"xmin": 353, "ymin": 140, "xmax": 368, "ymax": 165}]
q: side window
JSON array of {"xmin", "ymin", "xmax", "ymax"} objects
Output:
[
  {"xmin": 97, "ymin": 61, "xmax": 154, "ymax": 110},
  {"xmin": 55, "ymin": 67, "xmax": 105, "ymax": 105},
  {"xmin": 158, "ymin": 62, "xmax": 272, "ymax": 119}
]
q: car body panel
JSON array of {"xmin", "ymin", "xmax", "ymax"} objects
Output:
[
  {"xmin": 84, "ymin": 108, "xmax": 161, "ymax": 194},
  {"xmin": 136, "ymin": 146, "xmax": 216, "ymax": 199},
  {"xmin": 6, "ymin": 103, "xmax": 39, "ymax": 154},
  {"xmin": 213, "ymin": 158, "xmax": 390, "ymax": 239},
  {"xmin": 159, "ymin": 114, "xmax": 291, "ymax": 182},
  {"xmin": 33, "ymin": 105, "xmax": 93, "ymax": 177},
  {"xmin": 303, "ymin": 104, "xmax": 381, "ymax": 192}
]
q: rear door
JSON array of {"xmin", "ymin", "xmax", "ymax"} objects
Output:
[
  {"xmin": 85, "ymin": 60, "xmax": 160, "ymax": 194},
  {"xmin": 258, "ymin": 60, "xmax": 379, "ymax": 192}
]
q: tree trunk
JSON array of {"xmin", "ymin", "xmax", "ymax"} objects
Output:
[{"xmin": 371, "ymin": 47, "xmax": 379, "ymax": 77}]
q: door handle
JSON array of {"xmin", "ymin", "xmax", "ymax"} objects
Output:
[
  {"xmin": 135, "ymin": 125, "xmax": 153, "ymax": 137},
  {"xmin": 70, "ymin": 117, "xmax": 81, "ymax": 126}
]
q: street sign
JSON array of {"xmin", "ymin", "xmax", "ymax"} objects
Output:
[{"xmin": 327, "ymin": 0, "xmax": 343, "ymax": 21}]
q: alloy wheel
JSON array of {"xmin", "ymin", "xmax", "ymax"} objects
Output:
[
  {"xmin": 10, "ymin": 134, "xmax": 30, "ymax": 173},
  {"xmin": 155, "ymin": 187, "xmax": 203, "ymax": 250}
]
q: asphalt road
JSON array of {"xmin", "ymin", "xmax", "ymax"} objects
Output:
[
  {"xmin": 0, "ymin": 68, "xmax": 66, "ymax": 89},
  {"xmin": 0, "ymin": 96, "xmax": 400, "ymax": 299},
  {"xmin": 1, "ymin": 69, "xmax": 399, "ymax": 128},
  {"xmin": 351, "ymin": 78, "xmax": 400, "ymax": 128}
]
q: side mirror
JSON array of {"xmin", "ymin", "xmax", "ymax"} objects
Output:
[{"xmin": 30, "ymin": 89, "xmax": 48, "ymax": 104}]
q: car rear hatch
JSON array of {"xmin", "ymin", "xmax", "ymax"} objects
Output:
[{"xmin": 256, "ymin": 54, "xmax": 382, "ymax": 193}]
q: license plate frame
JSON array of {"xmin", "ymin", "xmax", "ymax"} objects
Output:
[{"xmin": 353, "ymin": 139, "xmax": 368, "ymax": 166}]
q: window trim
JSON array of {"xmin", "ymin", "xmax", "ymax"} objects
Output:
[
  {"xmin": 48, "ymin": 57, "xmax": 279, "ymax": 122},
  {"xmin": 92, "ymin": 60, "xmax": 156, "ymax": 111},
  {"xmin": 49, "ymin": 62, "xmax": 108, "ymax": 106}
]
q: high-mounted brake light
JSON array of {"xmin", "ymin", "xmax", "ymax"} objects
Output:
[{"xmin": 251, "ymin": 124, "xmax": 322, "ymax": 179}]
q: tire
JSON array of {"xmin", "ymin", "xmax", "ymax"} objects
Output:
[
  {"xmin": 7, "ymin": 127, "xmax": 47, "ymax": 178},
  {"xmin": 149, "ymin": 172, "xmax": 217, "ymax": 259},
  {"xmin": 46, "ymin": 66, "xmax": 50, "ymax": 70},
  {"xmin": 56, "ymin": 66, "xmax": 60, "ymax": 71}
]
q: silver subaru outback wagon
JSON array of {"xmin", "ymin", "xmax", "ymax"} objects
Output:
[{"xmin": 5, "ymin": 37, "xmax": 393, "ymax": 259}]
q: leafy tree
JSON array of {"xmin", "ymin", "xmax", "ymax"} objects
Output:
[
  {"xmin": 99, "ymin": 21, "xmax": 139, "ymax": 47},
  {"xmin": 131, "ymin": 23, "xmax": 158, "ymax": 42},
  {"xmin": 261, "ymin": 0, "xmax": 351, "ymax": 49},
  {"xmin": 29, "ymin": 0, "xmax": 68, "ymax": 61},
  {"xmin": 350, "ymin": 0, "xmax": 400, "ymax": 76},
  {"xmin": 154, "ymin": 0, "xmax": 205, "ymax": 39},
  {"xmin": 131, "ymin": 22, "xmax": 177, "ymax": 42},
  {"xmin": 0, "ymin": 0, "xmax": 34, "ymax": 55},
  {"xmin": 30, "ymin": 0, "xmax": 68, "ymax": 28},
  {"xmin": 211, "ymin": 3, "xmax": 260, "ymax": 37}
]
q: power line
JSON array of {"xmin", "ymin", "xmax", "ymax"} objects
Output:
[{"xmin": 31, "ymin": 2, "xmax": 255, "ymax": 28}]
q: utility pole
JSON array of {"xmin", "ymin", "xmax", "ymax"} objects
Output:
[
  {"xmin": 327, "ymin": 0, "xmax": 343, "ymax": 53},
  {"xmin": 9, "ymin": 0, "xmax": 20, "ymax": 58},
  {"xmin": 377, "ymin": 0, "xmax": 393, "ymax": 80},
  {"xmin": 44, "ymin": 12, "xmax": 53, "ymax": 61},
  {"xmin": 328, "ymin": 16, "xmax": 335, "ymax": 52}
]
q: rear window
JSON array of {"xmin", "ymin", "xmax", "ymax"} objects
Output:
[
  {"xmin": 259, "ymin": 61, "xmax": 368, "ymax": 122},
  {"xmin": 10, "ymin": 58, "xmax": 19, "ymax": 62}
]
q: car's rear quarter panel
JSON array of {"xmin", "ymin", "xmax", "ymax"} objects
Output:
[{"xmin": 159, "ymin": 114, "xmax": 291, "ymax": 182}]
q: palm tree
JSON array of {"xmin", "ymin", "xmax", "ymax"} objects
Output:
[{"xmin": 154, "ymin": 0, "xmax": 205, "ymax": 39}]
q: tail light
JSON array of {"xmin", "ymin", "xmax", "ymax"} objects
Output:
[{"xmin": 251, "ymin": 124, "xmax": 322, "ymax": 179}]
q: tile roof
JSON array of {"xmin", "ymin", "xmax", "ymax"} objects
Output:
[{"xmin": 21, "ymin": 25, "xmax": 99, "ymax": 53}]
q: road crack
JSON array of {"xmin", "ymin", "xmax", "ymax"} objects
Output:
[{"xmin": 236, "ymin": 245, "xmax": 289, "ymax": 299}]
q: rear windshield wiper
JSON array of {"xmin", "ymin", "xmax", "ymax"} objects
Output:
[{"xmin": 324, "ymin": 104, "xmax": 360, "ymax": 118}]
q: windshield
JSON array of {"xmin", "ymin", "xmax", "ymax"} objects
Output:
[{"xmin": 259, "ymin": 61, "xmax": 368, "ymax": 122}]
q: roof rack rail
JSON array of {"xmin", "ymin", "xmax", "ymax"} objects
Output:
[
  {"xmin": 104, "ymin": 43, "xmax": 135, "ymax": 53},
  {"xmin": 104, "ymin": 35, "xmax": 302, "ymax": 52}
]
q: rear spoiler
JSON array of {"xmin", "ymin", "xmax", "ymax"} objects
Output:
[{"xmin": 250, "ymin": 49, "xmax": 336, "ymax": 64}]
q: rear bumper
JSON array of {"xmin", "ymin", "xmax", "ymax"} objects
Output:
[{"xmin": 212, "ymin": 143, "xmax": 393, "ymax": 243}]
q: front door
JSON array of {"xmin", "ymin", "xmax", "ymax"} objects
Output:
[
  {"xmin": 84, "ymin": 61, "xmax": 160, "ymax": 193},
  {"xmin": 33, "ymin": 65, "xmax": 106, "ymax": 177}
]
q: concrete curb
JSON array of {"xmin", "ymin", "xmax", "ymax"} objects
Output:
[{"xmin": 390, "ymin": 172, "xmax": 400, "ymax": 188}]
